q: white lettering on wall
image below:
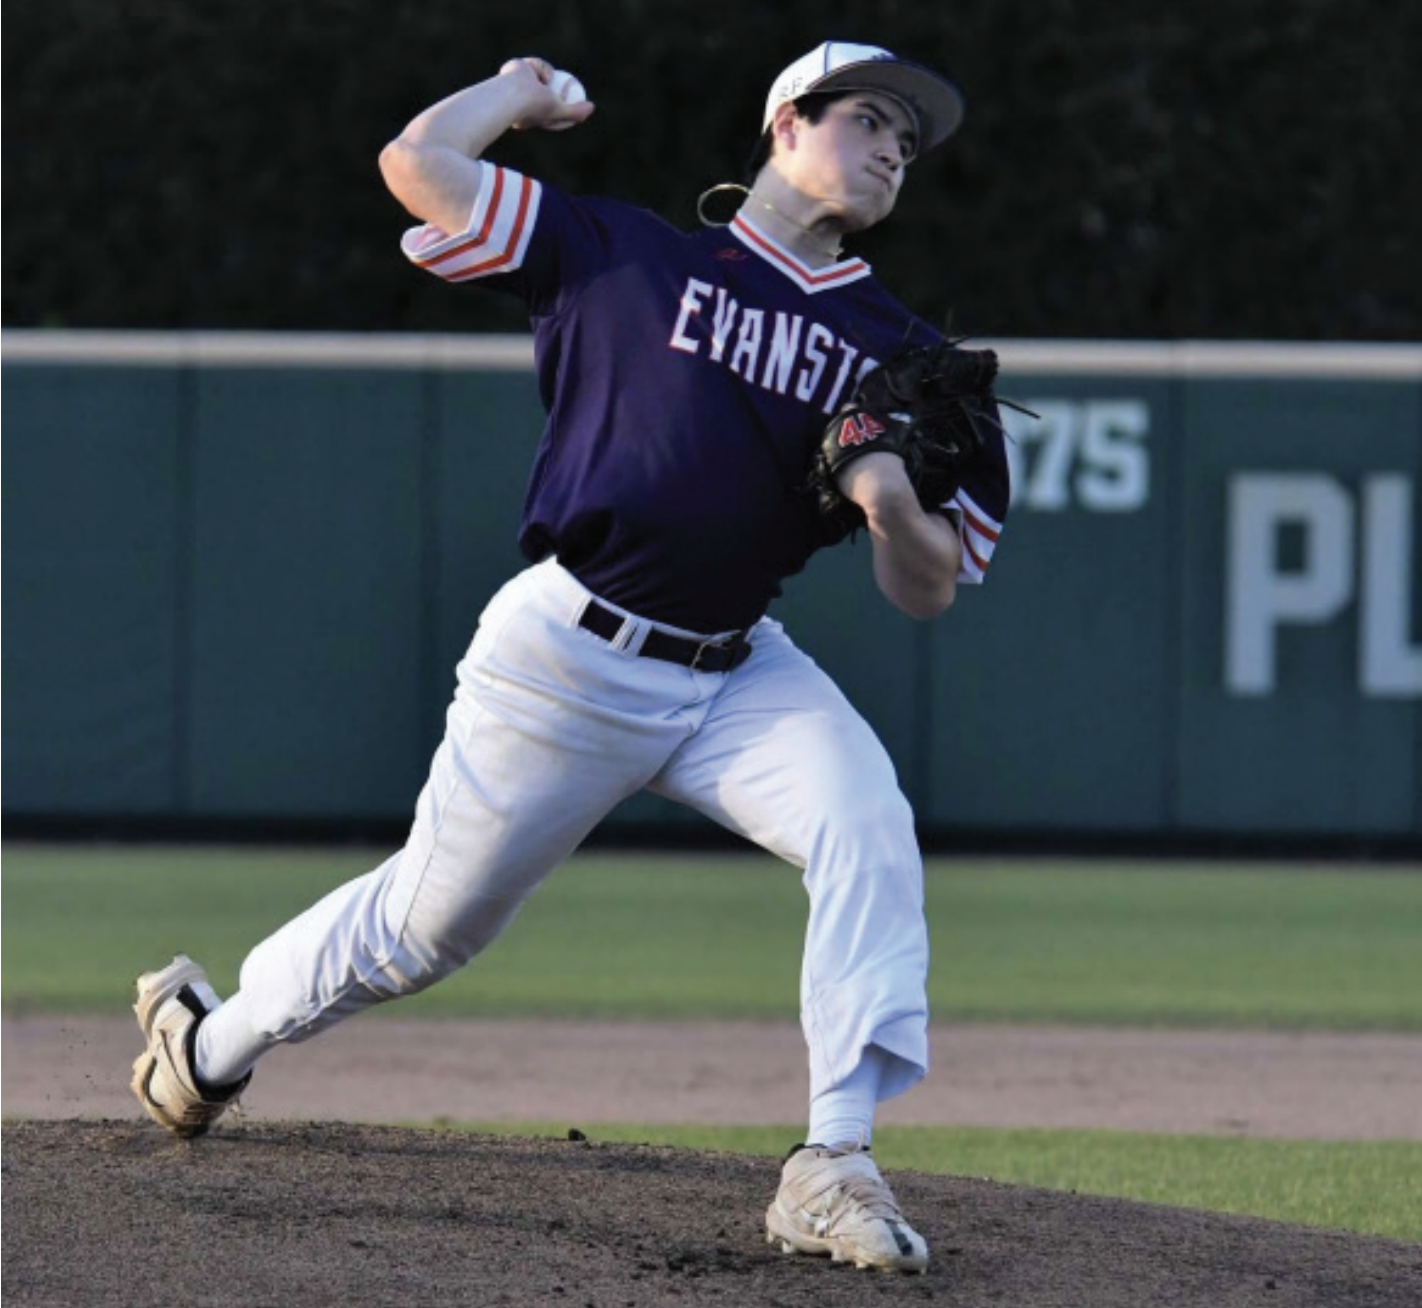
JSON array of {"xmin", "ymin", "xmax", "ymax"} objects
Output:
[
  {"xmin": 1226, "ymin": 474, "xmax": 1355, "ymax": 694},
  {"xmin": 1004, "ymin": 400, "xmax": 1150, "ymax": 512},
  {"xmin": 1224, "ymin": 472, "xmax": 1421, "ymax": 698},
  {"xmin": 1360, "ymin": 475, "xmax": 1422, "ymax": 696}
]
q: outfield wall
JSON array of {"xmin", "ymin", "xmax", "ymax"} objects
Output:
[{"xmin": 3, "ymin": 332, "xmax": 1419, "ymax": 841}]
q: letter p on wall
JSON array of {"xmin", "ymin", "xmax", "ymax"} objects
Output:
[{"xmin": 1225, "ymin": 473, "xmax": 1422, "ymax": 698}]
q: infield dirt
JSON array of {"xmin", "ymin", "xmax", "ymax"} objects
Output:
[
  {"xmin": 5, "ymin": 1119, "xmax": 1420, "ymax": 1307},
  {"xmin": 5, "ymin": 1017, "xmax": 1422, "ymax": 1306}
]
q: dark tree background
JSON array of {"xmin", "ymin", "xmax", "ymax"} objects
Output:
[{"xmin": 5, "ymin": 0, "xmax": 1418, "ymax": 340}]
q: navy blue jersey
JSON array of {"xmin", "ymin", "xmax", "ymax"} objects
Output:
[{"xmin": 403, "ymin": 164, "xmax": 1009, "ymax": 631}]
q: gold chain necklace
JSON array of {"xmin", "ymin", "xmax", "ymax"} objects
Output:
[{"xmin": 695, "ymin": 183, "xmax": 844, "ymax": 261}]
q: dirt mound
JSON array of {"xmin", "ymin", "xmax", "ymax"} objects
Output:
[{"xmin": 4, "ymin": 1120, "xmax": 1418, "ymax": 1307}]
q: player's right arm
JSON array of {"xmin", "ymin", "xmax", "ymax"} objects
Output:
[
  {"xmin": 379, "ymin": 58, "xmax": 594, "ymax": 236},
  {"xmin": 837, "ymin": 453, "xmax": 963, "ymax": 619}
]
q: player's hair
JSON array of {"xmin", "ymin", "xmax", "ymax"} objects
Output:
[{"xmin": 742, "ymin": 91, "xmax": 842, "ymax": 185}]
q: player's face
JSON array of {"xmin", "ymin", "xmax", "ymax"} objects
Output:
[{"xmin": 793, "ymin": 93, "xmax": 918, "ymax": 229}]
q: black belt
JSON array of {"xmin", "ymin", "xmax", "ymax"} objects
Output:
[{"xmin": 578, "ymin": 599, "xmax": 752, "ymax": 673}]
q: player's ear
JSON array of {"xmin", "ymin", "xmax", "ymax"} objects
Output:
[{"xmin": 771, "ymin": 101, "xmax": 802, "ymax": 153}]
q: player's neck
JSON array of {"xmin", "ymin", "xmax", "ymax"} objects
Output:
[{"xmin": 741, "ymin": 188, "xmax": 845, "ymax": 267}]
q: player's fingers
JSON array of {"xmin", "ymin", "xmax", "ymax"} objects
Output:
[
  {"xmin": 499, "ymin": 56, "xmax": 554, "ymax": 84},
  {"xmin": 543, "ymin": 100, "xmax": 596, "ymax": 132}
]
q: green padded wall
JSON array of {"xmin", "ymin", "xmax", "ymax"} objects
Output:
[{"xmin": 4, "ymin": 336, "xmax": 1417, "ymax": 839}]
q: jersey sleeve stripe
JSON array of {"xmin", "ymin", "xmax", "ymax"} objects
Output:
[
  {"xmin": 400, "ymin": 166, "xmax": 542, "ymax": 283},
  {"xmin": 444, "ymin": 174, "xmax": 538, "ymax": 281},
  {"xmin": 414, "ymin": 166, "xmax": 507, "ymax": 269},
  {"xmin": 952, "ymin": 488, "xmax": 1004, "ymax": 584},
  {"xmin": 956, "ymin": 489, "xmax": 1003, "ymax": 539},
  {"xmin": 961, "ymin": 505, "xmax": 999, "ymax": 544}
]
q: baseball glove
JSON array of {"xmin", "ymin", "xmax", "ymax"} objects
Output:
[{"xmin": 808, "ymin": 342, "xmax": 1004, "ymax": 531}]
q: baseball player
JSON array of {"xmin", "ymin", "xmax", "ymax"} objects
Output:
[{"xmin": 131, "ymin": 41, "xmax": 1011, "ymax": 1275}]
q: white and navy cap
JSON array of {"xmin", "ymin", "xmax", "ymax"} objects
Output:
[{"xmin": 762, "ymin": 41, "xmax": 965, "ymax": 153}]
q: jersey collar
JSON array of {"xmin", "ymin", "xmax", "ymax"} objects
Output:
[{"xmin": 729, "ymin": 214, "xmax": 871, "ymax": 294}]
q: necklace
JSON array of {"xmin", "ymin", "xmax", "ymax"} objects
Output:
[{"xmin": 695, "ymin": 183, "xmax": 844, "ymax": 261}]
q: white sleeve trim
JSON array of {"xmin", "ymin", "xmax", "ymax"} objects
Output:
[{"xmin": 399, "ymin": 164, "xmax": 543, "ymax": 283}]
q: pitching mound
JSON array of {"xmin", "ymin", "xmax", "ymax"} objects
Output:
[{"xmin": 4, "ymin": 1120, "xmax": 1417, "ymax": 1307}]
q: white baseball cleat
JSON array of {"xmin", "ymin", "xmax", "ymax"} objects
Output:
[
  {"xmin": 131, "ymin": 954, "xmax": 248, "ymax": 1138},
  {"xmin": 765, "ymin": 1143, "xmax": 929, "ymax": 1274}
]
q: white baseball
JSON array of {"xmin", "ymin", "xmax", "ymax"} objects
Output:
[{"xmin": 549, "ymin": 69, "xmax": 587, "ymax": 105}]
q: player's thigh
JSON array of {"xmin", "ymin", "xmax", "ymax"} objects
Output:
[
  {"xmin": 649, "ymin": 621, "xmax": 915, "ymax": 868},
  {"xmin": 392, "ymin": 573, "xmax": 699, "ymax": 959}
]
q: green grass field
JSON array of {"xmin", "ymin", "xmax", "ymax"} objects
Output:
[
  {"xmin": 5, "ymin": 844, "xmax": 1421, "ymax": 1028},
  {"xmin": 4, "ymin": 843, "xmax": 1421, "ymax": 1241},
  {"xmin": 442, "ymin": 1123, "xmax": 1422, "ymax": 1244}
]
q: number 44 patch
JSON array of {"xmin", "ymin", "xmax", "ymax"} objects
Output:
[{"xmin": 837, "ymin": 411, "xmax": 887, "ymax": 449}]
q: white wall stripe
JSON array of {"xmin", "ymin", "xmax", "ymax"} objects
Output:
[
  {"xmin": 0, "ymin": 331, "xmax": 536, "ymax": 370},
  {"xmin": 986, "ymin": 339, "xmax": 1422, "ymax": 380},
  {"xmin": 2, "ymin": 331, "xmax": 1419, "ymax": 378}
]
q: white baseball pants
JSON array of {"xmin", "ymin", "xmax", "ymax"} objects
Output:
[{"xmin": 226, "ymin": 558, "xmax": 929, "ymax": 1102}]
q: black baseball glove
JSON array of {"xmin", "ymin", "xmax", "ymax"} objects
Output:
[{"xmin": 808, "ymin": 342, "xmax": 1005, "ymax": 532}]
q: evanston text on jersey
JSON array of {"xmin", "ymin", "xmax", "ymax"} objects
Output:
[{"xmin": 668, "ymin": 278, "xmax": 879, "ymax": 415}]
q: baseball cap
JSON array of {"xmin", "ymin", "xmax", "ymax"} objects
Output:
[{"xmin": 762, "ymin": 41, "xmax": 965, "ymax": 154}]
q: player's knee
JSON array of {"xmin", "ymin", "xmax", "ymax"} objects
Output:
[
  {"xmin": 844, "ymin": 776, "xmax": 916, "ymax": 830},
  {"xmin": 810, "ymin": 784, "xmax": 919, "ymax": 865},
  {"xmin": 389, "ymin": 898, "xmax": 521, "ymax": 991}
]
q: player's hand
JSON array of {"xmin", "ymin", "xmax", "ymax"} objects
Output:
[{"xmin": 498, "ymin": 57, "xmax": 595, "ymax": 132}]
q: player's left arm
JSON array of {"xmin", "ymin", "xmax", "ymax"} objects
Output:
[{"xmin": 837, "ymin": 453, "xmax": 962, "ymax": 619}]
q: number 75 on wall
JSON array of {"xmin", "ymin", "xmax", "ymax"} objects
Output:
[{"xmin": 1002, "ymin": 400, "xmax": 1150, "ymax": 513}]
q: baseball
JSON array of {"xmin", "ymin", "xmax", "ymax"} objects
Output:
[{"xmin": 549, "ymin": 69, "xmax": 587, "ymax": 106}]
